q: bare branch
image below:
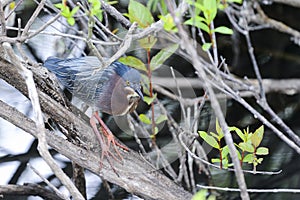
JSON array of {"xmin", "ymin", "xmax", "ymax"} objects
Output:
[
  {"xmin": 273, "ymin": 0, "xmax": 300, "ymax": 8},
  {"xmin": 0, "ymin": 1, "xmax": 7, "ymax": 35},
  {"xmin": 198, "ymin": 185, "xmax": 300, "ymax": 193},
  {"xmin": 28, "ymin": 164, "xmax": 67, "ymax": 200},
  {"xmin": 0, "ymin": 184, "xmax": 64, "ymax": 200}
]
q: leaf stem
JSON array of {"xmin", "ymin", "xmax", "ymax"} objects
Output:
[{"xmin": 146, "ymin": 46, "xmax": 156, "ymax": 143}]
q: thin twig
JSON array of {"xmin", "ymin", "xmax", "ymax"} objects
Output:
[
  {"xmin": 209, "ymin": 21, "xmax": 218, "ymax": 66},
  {"xmin": 0, "ymin": 1, "xmax": 7, "ymax": 35},
  {"xmin": 105, "ymin": 22, "xmax": 138, "ymax": 67},
  {"xmin": 100, "ymin": 0, "xmax": 131, "ymax": 28},
  {"xmin": 170, "ymin": 67, "xmax": 187, "ymax": 127},
  {"xmin": 28, "ymin": 164, "xmax": 68, "ymax": 200},
  {"xmin": 197, "ymin": 185, "xmax": 300, "ymax": 193},
  {"xmin": 6, "ymin": 25, "xmax": 119, "ymax": 45},
  {"xmin": 22, "ymin": 0, "xmax": 47, "ymax": 36}
]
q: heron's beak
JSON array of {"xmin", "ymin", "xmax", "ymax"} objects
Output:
[
  {"xmin": 135, "ymin": 88, "xmax": 144, "ymax": 101},
  {"xmin": 125, "ymin": 86, "xmax": 143, "ymax": 102}
]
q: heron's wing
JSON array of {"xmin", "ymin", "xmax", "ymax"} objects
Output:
[{"xmin": 44, "ymin": 56, "xmax": 115, "ymax": 107}]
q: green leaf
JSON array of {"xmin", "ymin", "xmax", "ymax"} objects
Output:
[
  {"xmin": 138, "ymin": 35, "xmax": 157, "ymax": 50},
  {"xmin": 160, "ymin": 0, "xmax": 168, "ymax": 15},
  {"xmin": 155, "ymin": 114, "xmax": 167, "ymax": 124},
  {"xmin": 70, "ymin": 6, "xmax": 79, "ymax": 16},
  {"xmin": 185, "ymin": 16, "xmax": 206, "ymax": 24},
  {"xmin": 218, "ymin": 3, "xmax": 226, "ymax": 10},
  {"xmin": 192, "ymin": 189, "xmax": 207, "ymax": 200},
  {"xmin": 147, "ymin": 0, "xmax": 168, "ymax": 14},
  {"xmin": 89, "ymin": 0, "xmax": 101, "ymax": 10},
  {"xmin": 95, "ymin": 12, "xmax": 103, "ymax": 21},
  {"xmin": 194, "ymin": 0, "xmax": 204, "ymax": 16},
  {"xmin": 154, "ymin": 126, "xmax": 159, "ymax": 135},
  {"xmin": 221, "ymin": 145, "xmax": 229, "ymax": 158},
  {"xmin": 209, "ymin": 132, "xmax": 219, "ymax": 139},
  {"xmin": 147, "ymin": 0, "xmax": 159, "ymax": 12},
  {"xmin": 229, "ymin": 126, "xmax": 245, "ymax": 141},
  {"xmin": 127, "ymin": 0, "xmax": 154, "ymax": 28},
  {"xmin": 256, "ymin": 147, "xmax": 269, "ymax": 155},
  {"xmin": 244, "ymin": 126, "xmax": 250, "ymax": 135},
  {"xmin": 139, "ymin": 114, "xmax": 152, "ymax": 124},
  {"xmin": 207, "ymin": 195, "xmax": 216, "ymax": 200},
  {"xmin": 159, "ymin": 14, "xmax": 178, "ymax": 32},
  {"xmin": 211, "ymin": 158, "xmax": 220, "ymax": 163},
  {"xmin": 246, "ymin": 134, "xmax": 253, "ymax": 142},
  {"xmin": 257, "ymin": 158, "xmax": 263, "ymax": 164},
  {"xmin": 215, "ymin": 119, "xmax": 224, "ymax": 138},
  {"xmin": 150, "ymin": 44, "xmax": 179, "ymax": 70},
  {"xmin": 61, "ymin": 6, "xmax": 71, "ymax": 18},
  {"xmin": 243, "ymin": 154, "xmax": 254, "ymax": 163},
  {"xmin": 202, "ymin": 43, "xmax": 212, "ymax": 51},
  {"xmin": 227, "ymin": 0, "xmax": 243, "ymax": 3},
  {"xmin": 67, "ymin": 17, "xmax": 75, "ymax": 26},
  {"xmin": 203, "ymin": 0, "xmax": 217, "ymax": 24},
  {"xmin": 222, "ymin": 159, "xmax": 229, "ymax": 168},
  {"xmin": 107, "ymin": 1, "xmax": 118, "ymax": 5},
  {"xmin": 199, "ymin": 131, "xmax": 219, "ymax": 149},
  {"xmin": 119, "ymin": 56, "xmax": 147, "ymax": 72},
  {"xmin": 213, "ymin": 26, "xmax": 233, "ymax": 35},
  {"xmin": 236, "ymin": 149, "xmax": 242, "ymax": 160},
  {"xmin": 141, "ymin": 75, "xmax": 150, "ymax": 95},
  {"xmin": 185, "ymin": 19, "xmax": 210, "ymax": 33},
  {"xmin": 185, "ymin": 0, "xmax": 205, "ymax": 12},
  {"xmin": 199, "ymin": 22, "xmax": 210, "ymax": 33},
  {"xmin": 251, "ymin": 125, "xmax": 264, "ymax": 148},
  {"xmin": 143, "ymin": 93, "xmax": 157, "ymax": 105},
  {"xmin": 228, "ymin": 163, "xmax": 234, "ymax": 167},
  {"xmin": 239, "ymin": 142, "xmax": 254, "ymax": 153},
  {"xmin": 54, "ymin": 3, "xmax": 64, "ymax": 9}
]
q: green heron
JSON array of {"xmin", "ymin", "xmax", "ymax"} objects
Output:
[{"xmin": 44, "ymin": 56, "xmax": 143, "ymax": 162}]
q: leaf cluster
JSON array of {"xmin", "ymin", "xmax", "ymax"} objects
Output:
[
  {"xmin": 199, "ymin": 119, "xmax": 269, "ymax": 170},
  {"xmin": 88, "ymin": 0, "xmax": 104, "ymax": 21},
  {"xmin": 55, "ymin": 1, "xmax": 79, "ymax": 26},
  {"xmin": 184, "ymin": 0, "xmax": 241, "ymax": 50}
]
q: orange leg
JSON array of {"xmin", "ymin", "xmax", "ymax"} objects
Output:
[
  {"xmin": 91, "ymin": 111, "xmax": 129, "ymax": 161},
  {"xmin": 89, "ymin": 116, "xmax": 110, "ymax": 167}
]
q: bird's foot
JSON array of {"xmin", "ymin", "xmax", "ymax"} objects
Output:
[
  {"xmin": 100, "ymin": 126, "xmax": 129, "ymax": 160},
  {"xmin": 90, "ymin": 112, "xmax": 129, "ymax": 163}
]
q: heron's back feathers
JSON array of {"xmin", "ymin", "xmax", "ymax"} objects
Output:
[{"xmin": 44, "ymin": 56, "xmax": 142, "ymax": 115}]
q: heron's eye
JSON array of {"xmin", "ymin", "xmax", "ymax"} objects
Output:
[{"xmin": 126, "ymin": 80, "xmax": 130, "ymax": 86}]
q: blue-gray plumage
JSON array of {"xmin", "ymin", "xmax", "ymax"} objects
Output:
[{"xmin": 44, "ymin": 56, "xmax": 143, "ymax": 116}]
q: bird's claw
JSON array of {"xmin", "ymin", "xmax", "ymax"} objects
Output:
[
  {"xmin": 101, "ymin": 127, "xmax": 129, "ymax": 160},
  {"xmin": 90, "ymin": 112, "xmax": 129, "ymax": 166}
]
